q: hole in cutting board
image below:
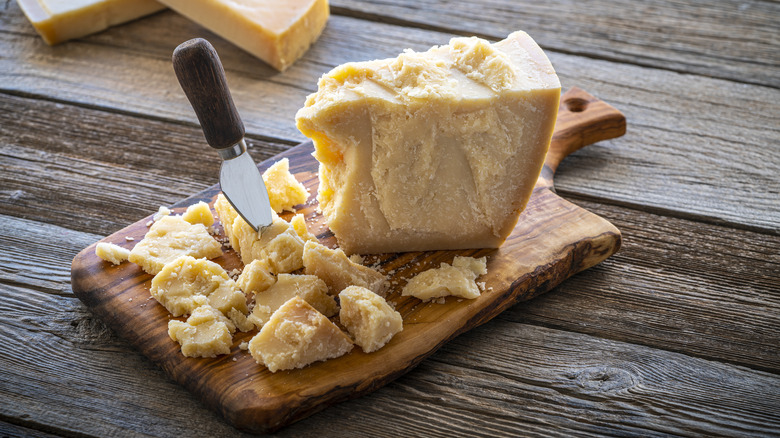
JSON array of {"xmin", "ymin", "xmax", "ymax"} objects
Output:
[{"xmin": 565, "ymin": 97, "xmax": 588, "ymax": 113}]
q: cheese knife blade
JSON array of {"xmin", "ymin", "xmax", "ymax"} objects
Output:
[{"xmin": 172, "ymin": 38, "xmax": 273, "ymax": 231}]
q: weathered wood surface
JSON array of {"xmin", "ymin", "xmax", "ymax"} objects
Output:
[
  {"xmin": 1, "ymin": 0, "xmax": 779, "ymax": 436},
  {"xmin": 331, "ymin": 0, "xmax": 780, "ymax": 88},
  {"xmin": 2, "ymin": 4, "xmax": 778, "ymax": 235}
]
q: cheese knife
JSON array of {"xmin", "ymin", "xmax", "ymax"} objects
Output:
[{"xmin": 172, "ymin": 38, "xmax": 273, "ymax": 232}]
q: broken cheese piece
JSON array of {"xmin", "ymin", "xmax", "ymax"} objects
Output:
[
  {"xmin": 168, "ymin": 305, "xmax": 233, "ymax": 358},
  {"xmin": 248, "ymin": 274, "xmax": 338, "ymax": 329},
  {"xmin": 402, "ymin": 256, "xmax": 487, "ymax": 301},
  {"xmin": 248, "ymin": 296, "xmax": 353, "ymax": 372},
  {"xmin": 296, "ymin": 31, "xmax": 560, "ymax": 254},
  {"xmin": 339, "ymin": 286, "xmax": 402, "ymax": 353},
  {"xmin": 236, "ymin": 259, "xmax": 276, "ymax": 295},
  {"xmin": 150, "ymin": 256, "xmax": 247, "ymax": 318},
  {"xmin": 129, "ymin": 216, "xmax": 222, "ymax": 275},
  {"xmin": 182, "ymin": 201, "xmax": 215, "ymax": 227},
  {"xmin": 302, "ymin": 241, "xmax": 387, "ymax": 296},
  {"xmin": 17, "ymin": 0, "xmax": 165, "ymax": 45},
  {"xmin": 95, "ymin": 242, "xmax": 130, "ymax": 265},
  {"xmin": 156, "ymin": 0, "xmax": 329, "ymax": 71},
  {"xmin": 262, "ymin": 158, "xmax": 310, "ymax": 213}
]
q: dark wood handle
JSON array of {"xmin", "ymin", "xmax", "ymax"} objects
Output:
[
  {"xmin": 543, "ymin": 87, "xmax": 626, "ymax": 182},
  {"xmin": 173, "ymin": 38, "xmax": 244, "ymax": 150}
]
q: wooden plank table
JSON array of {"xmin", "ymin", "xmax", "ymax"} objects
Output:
[{"xmin": 1, "ymin": 1, "xmax": 778, "ymax": 436}]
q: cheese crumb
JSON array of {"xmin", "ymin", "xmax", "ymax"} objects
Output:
[{"xmin": 95, "ymin": 242, "xmax": 130, "ymax": 265}]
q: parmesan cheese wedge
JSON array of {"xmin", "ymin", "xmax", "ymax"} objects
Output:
[
  {"xmin": 296, "ymin": 31, "xmax": 560, "ymax": 254},
  {"xmin": 157, "ymin": 0, "xmax": 329, "ymax": 71},
  {"xmin": 17, "ymin": 0, "xmax": 165, "ymax": 45}
]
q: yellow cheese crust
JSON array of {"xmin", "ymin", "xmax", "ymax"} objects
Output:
[
  {"xmin": 17, "ymin": 0, "xmax": 165, "ymax": 45},
  {"xmin": 156, "ymin": 0, "xmax": 329, "ymax": 71}
]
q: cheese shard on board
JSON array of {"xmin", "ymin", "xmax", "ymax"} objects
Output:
[
  {"xmin": 95, "ymin": 242, "xmax": 130, "ymax": 265},
  {"xmin": 248, "ymin": 274, "xmax": 338, "ymax": 329},
  {"xmin": 296, "ymin": 31, "xmax": 560, "ymax": 254},
  {"xmin": 339, "ymin": 286, "xmax": 402, "ymax": 353},
  {"xmin": 302, "ymin": 241, "xmax": 387, "ymax": 296},
  {"xmin": 156, "ymin": 0, "xmax": 329, "ymax": 71},
  {"xmin": 17, "ymin": 0, "xmax": 165, "ymax": 45},
  {"xmin": 262, "ymin": 158, "xmax": 310, "ymax": 213},
  {"xmin": 168, "ymin": 305, "xmax": 234, "ymax": 358},
  {"xmin": 402, "ymin": 256, "xmax": 487, "ymax": 301},
  {"xmin": 128, "ymin": 216, "xmax": 222, "ymax": 275},
  {"xmin": 248, "ymin": 296, "xmax": 353, "ymax": 372}
]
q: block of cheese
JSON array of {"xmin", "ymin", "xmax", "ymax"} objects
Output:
[
  {"xmin": 129, "ymin": 216, "xmax": 222, "ymax": 275},
  {"xmin": 95, "ymin": 242, "xmax": 130, "ymax": 265},
  {"xmin": 402, "ymin": 256, "xmax": 487, "ymax": 301},
  {"xmin": 302, "ymin": 241, "xmax": 387, "ymax": 296},
  {"xmin": 156, "ymin": 0, "xmax": 329, "ymax": 71},
  {"xmin": 17, "ymin": 0, "xmax": 165, "ymax": 45},
  {"xmin": 237, "ymin": 259, "xmax": 276, "ymax": 295},
  {"xmin": 150, "ymin": 255, "xmax": 247, "ymax": 318},
  {"xmin": 182, "ymin": 201, "xmax": 215, "ymax": 227},
  {"xmin": 248, "ymin": 274, "xmax": 338, "ymax": 329},
  {"xmin": 248, "ymin": 296, "xmax": 353, "ymax": 372},
  {"xmin": 168, "ymin": 305, "xmax": 234, "ymax": 358},
  {"xmin": 262, "ymin": 158, "xmax": 310, "ymax": 213},
  {"xmin": 296, "ymin": 31, "xmax": 560, "ymax": 254},
  {"xmin": 339, "ymin": 286, "xmax": 402, "ymax": 353}
]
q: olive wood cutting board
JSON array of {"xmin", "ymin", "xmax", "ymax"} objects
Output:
[{"xmin": 71, "ymin": 87, "xmax": 626, "ymax": 433}]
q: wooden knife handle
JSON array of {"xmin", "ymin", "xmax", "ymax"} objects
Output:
[
  {"xmin": 173, "ymin": 38, "xmax": 244, "ymax": 150},
  {"xmin": 545, "ymin": 87, "xmax": 627, "ymax": 177}
]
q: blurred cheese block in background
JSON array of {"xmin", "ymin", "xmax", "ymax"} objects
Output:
[
  {"xmin": 157, "ymin": 0, "xmax": 330, "ymax": 71},
  {"xmin": 17, "ymin": 0, "xmax": 165, "ymax": 45},
  {"xmin": 296, "ymin": 31, "xmax": 560, "ymax": 254}
]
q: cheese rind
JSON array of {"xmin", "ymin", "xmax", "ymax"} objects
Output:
[
  {"xmin": 17, "ymin": 0, "xmax": 165, "ymax": 45},
  {"xmin": 339, "ymin": 286, "xmax": 402, "ymax": 353},
  {"xmin": 296, "ymin": 31, "xmax": 560, "ymax": 254},
  {"xmin": 248, "ymin": 296, "xmax": 352, "ymax": 372},
  {"xmin": 129, "ymin": 216, "xmax": 222, "ymax": 275},
  {"xmin": 156, "ymin": 0, "xmax": 329, "ymax": 71}
]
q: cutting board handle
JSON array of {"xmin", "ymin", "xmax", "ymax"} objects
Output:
[{"xmin": 540, "ymin": 87, "xmax": 626, "ymax": 188}]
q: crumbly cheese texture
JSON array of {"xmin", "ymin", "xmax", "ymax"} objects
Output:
[
  {"xmin": 215, "ymin": 193, "xmax": 316, "ymax": 273},
  {"xmin": 95, "ymin": 242, "xmax": 130, "ymax": 265},
  {"xmin": 296, "ymin": 31, "xmax": 560, "ymax": 254},
  {"xmin": 302, "ymin": 241, "xmax": 387, "ymax": 296},
  {"xmin": 248, "ymin": 274, "xmax": 338, "ymax": 329},
  {"xmin": 168, "ymin": 305, "xmax": 234, "ymax": 358},
  {"xmin": 128, "ymin": 216, "xmax": 222, "ymax": 275},
  {"xmin": 339, "ymin": 286, "xmax": 402, "ymax": 353},
  {"xmin": 150, "ymin": 256, "xmax": 248, "ymax": 317},
  {"xmin": 237, "ymin": 259, "xmax": 276, "ymax": 295},
  {"xmin": 248, "ymin": 296, "xmax": 353, "ymax": 372},
  {"xmin": 156, "ymin": 0, "xmax": 329, "ymax": 71},
  {"xmin": 16, "ymin": 0, "xmax": 165, "ymax": 45},
  {"xmin": 402, "ymin": 256, "xmax": 487, "ymax": 301},
  {"xmin": 262, "ymin": 158, "xmax": 310, "ymax": 213},
  {"xmin": 182, "ymin": 201, "xmax": 215, "ymax": 227}
]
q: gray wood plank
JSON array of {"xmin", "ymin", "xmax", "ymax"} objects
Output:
[
  {"xmin": 1, "ymin": 6, "xmax": 778, "ymax": 234},
  {"xmin": 332, "ymin": 0, "xmax": 780, "ymax": 88},
  {"xmin": 1, "ymin": 276, "xmax": 778, "ymax": 437}
]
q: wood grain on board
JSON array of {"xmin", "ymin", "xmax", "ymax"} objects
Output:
[{"xmin": 70, "ymin": 89, "xmax": 624, "ymax": 432}]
